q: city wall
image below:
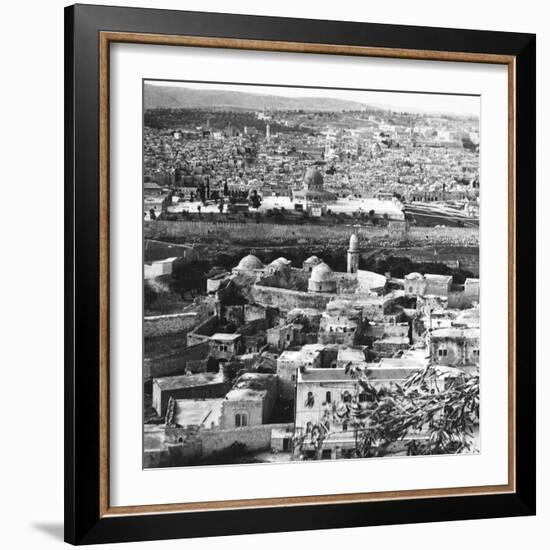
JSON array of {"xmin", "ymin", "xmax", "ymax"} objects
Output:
[{"xmin": 144, "ymin": 220, "xmax": 478, "ymax": 246}]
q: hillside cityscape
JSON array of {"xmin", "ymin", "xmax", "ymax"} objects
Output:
[{"xmin": 143, "ymin": 81, "xmax": 480, "ymax": 468}]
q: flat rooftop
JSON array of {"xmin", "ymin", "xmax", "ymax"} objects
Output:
[
  {"xmin": 299, "ymin": 366, "xmax": 420, "ymax": 383},
  {"xmin": 154, "ymin": 371, "xmax": 224, "ymax": 391},
  {"xmin": 430, "ymin": 327, "xmax": 480, "ymax": 340},
  {"xmin": 210, "ymin": 333, "xmax": 241, "ymax": 341},
  {"xmin": 173, "ymin": 398, "xmax": 224, "ymax": 429},
  {"xmin": 225, "ymin": 373, "xmax": 277, "ymax": 401}
]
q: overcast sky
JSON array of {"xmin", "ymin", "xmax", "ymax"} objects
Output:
[{"xmin": 147, "ymin": 80, "xmax": 480, "ymax": 117}]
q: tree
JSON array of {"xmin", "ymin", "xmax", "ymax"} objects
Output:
[
  {"xmin": 143, "ymin": 284, "xmax": 158, "ymax": 310},
  {"xmin": 170, "ymin": 259, "xmax": 210, "ymax": 300},
  {"xmin": 355, "ymin": 366, "xmax": 479, "ymax": 457},
  {"xmin": 249, "ymin": 190, "xmax": 262, "ymax": 209},
  {"xmin": 294, "ymin": 366, "xmax": 479, "ymax": 460}
]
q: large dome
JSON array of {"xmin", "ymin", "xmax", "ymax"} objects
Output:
[
  {"xmin": 236, "ymin": 254, "xmax": 264, "ymax": 271},
  {"xmin": 310, "ymin": 261, "xmax": 335, "ymax": 283},
  {"xmin": 302, "ymin": 167, "xmax": 324, "ymax": 190}
]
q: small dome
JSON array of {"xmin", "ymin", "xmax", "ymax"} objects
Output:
[
  {"xmin": 405, "ymin": 272, "xmax": 424, "ymax": 280},
  {"xmin": 303, "ymin": 167, "xmax": 324, "ymax": 189},
  {"xmin": 349, "ymin": 234, "xmax": 359, "ymax": 252},
  {"xmin": 304, "ymin": 255, "xmax": 322, "ymax": 265},
  {"xmin": 236, "ymin": 254, "xmax": 264, "ymax": 271},
  {"xmin": 269, "ymin": 257, "xmax": 288, "ymax": 266},
  {"xmin": 310, "ymin": 262, "xmax": 335, "ymax": 283},
  {"xmin": 268, "ymin": 257, "xmax": 290, "ymax": 271}
]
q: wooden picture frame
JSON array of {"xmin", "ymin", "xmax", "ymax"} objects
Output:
[{"xmin": 65, "ymin": 3, "xmax": 536, "ymax": 545}]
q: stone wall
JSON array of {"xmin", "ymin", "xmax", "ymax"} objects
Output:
[
  {"xmin": 250, "ymin": 284, "xmax": 334, "ymax": 311},
  {"xmin": 147, "ymin": 422, "xmax": 295, "ymax": 467},
  {"xmin": 144, "ymin": 341, "xmax": 209, "ymax": 381},
  {"xmin": 144, "ymin": 312, "xmax": 201, "ymax": 338},
  {"xmin": 201, "ymin": 422, "xmax": 293, "ymax": 455},
  {"xmin": 186, "ymin": 315, "xmax": 219, "ymax": 346}
]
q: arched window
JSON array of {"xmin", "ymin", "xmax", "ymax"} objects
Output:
[
  {"xmin": 342, "ymin": 421, "xmax": 348, "ymax": 432},
  {"xmin": 325, "ymin": 391, "xmax": 331, "ymax": 404},
  {"xmin": 235, "ymin": 412, "xmax": 248, "ymax": 427},
  {"xmin": 306, "ymin": 391, "xmax": 315, "ymax": 407},
  {"xmin": 342, "ymin": 391, "xmax": 351, "ymax": 403}
]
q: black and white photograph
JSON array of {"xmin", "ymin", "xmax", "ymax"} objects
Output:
[{"xmin": 142, "ymin": 80, "xmax": 481, "ymax": 468}]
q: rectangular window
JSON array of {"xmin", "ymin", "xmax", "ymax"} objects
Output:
[{"xmin": 438, "ymin": 348, "xmax": 448, "ymax": 357}]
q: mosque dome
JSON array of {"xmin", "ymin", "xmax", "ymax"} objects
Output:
[
  {"xmin": 236, "ymin": 254, "xmax": 264, "ymax": 271},
  {"xmin": 267, "ymin": 257, "xmax": 290, "ymax": 272},
  {"xmin": 310, "ymin": 262, "xmax": 335, "ymax": 283},
  {"xmin": 302, "ymin": 167, "xmax": 324, "ymax": 190},
  {"xmin": 349, "ymin": 234, "xmax": 359, "ymax": 252},
  {"xmin": 405, "ymin": 272, "xmax": 424, "ymax": 280},
  {"xmin": 269, "ymin": 257, "xmax": 288, "ymax": 266},
  {"xmin": 304, "ymin": 255, "xmax": 322, "ymax": 265},
  {"xmin": 309, "ymin": 262, "xmax": 337, "ymax": 293}
]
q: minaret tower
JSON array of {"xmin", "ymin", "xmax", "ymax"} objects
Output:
[{"xmin": 347, "ymin": 233, "xmax": 359, "ymax": 274}]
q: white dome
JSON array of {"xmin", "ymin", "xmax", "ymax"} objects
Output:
[
  {"xmin": 236, "ymin": 254, "xmax": 264, "ymax": 271},
  {"xmin": 304, "ymin": 255, "xmax": 321, "ymax": 265},
  {"xmin": 310, "ymin": 262, "xmax": 335, "ymax": 283},
  {"xmin": 405, "ymin": 272, "xmax": 424, "ymax": 280},
  {"xmin": 269, "ymin": 257, "xmax": 289, "ymax": 267}
]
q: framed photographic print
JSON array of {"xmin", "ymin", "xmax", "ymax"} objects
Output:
[{"xmin": 64, "ymin": 3, "xmax": 536, "ymax": 545}]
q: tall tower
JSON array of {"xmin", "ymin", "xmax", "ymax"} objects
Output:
[
  {"xmin": 266, "ymin": 123, "xmax": 270, "ymax": 142},
  {"xmin": 347, "ymin": 234, "xmax": 359, "ymax": 274}
]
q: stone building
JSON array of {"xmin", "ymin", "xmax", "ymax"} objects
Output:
[
  {"xmin": 318, "ymin": 300, "xmax": 363, "ymax": 345},
  {"xmin": 276, "ymin": 345, "xmax": 323, "ymax": 400},
  {"xmin": 209, "ymin": 333, "xmax": 242, "ymax": 361},
  {"xmin": 404, "ymin": 272, "xmax": 452, "ymax": 297},
  {"xmin": 429, "ymin": 326, "xmax": 480, "ymax": 367},
  {"xmin": 152, "ymin": 370, "xmax": 230, "ymax": 416},
  {"xmin": 220, "ymin": 373, "xmax": 278, "ymax": 428},
  {"xmin": 294, "ymin": 363, "xmax": 424, "ymax": 459}
]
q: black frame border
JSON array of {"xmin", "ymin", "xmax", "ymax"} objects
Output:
[{"xmin": 65, "ymin": 3, "xmax": 536, "ymax": 545}]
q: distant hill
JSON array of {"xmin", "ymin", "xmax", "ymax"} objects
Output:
[{"xmin": 144, "ymin": 83, "xmax": 371, "ymax": 112}]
